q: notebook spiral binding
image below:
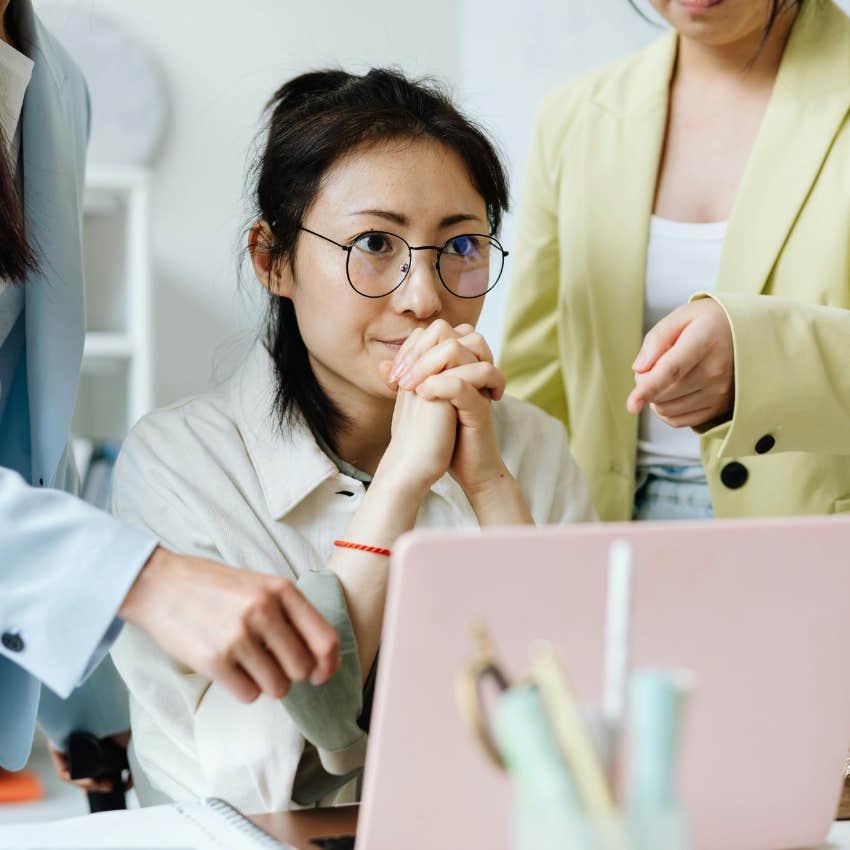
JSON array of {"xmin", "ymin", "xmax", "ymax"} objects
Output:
[{"xmin": 175, "ymin": 797, "xmax": 285, "ymax": 849}]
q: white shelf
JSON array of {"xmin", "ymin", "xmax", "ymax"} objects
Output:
[
  {"xmin": 83, "ymin": 166, "xmax": 149, "ymax": 215},
  {"xmin": 86, "ymin": 164, "xmax": 149, "ymax": 189},
  {"xmin": 73, "ymin": 166, "xmax": 152, "ymax": 441},
  {"xmin": 83, "ymin": 332, "xmax": 134, "ymax": 360}
]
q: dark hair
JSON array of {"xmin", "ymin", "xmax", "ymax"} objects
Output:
[
  {"xmin": 0, "ymin": 5, "xmax": 37, "ymax": 285},
  {"xmin": 246, "ymin": 67, "xmax": 509, "ymax": 451},
  {"xmin": 0, "ymin": 123, "xmax": 37, "ymax": 284},
  {"xmin": 761, "ymin": 0, "xmax": 806, "ymax": 40},
  {"xmin": 628, "ymin": 0, "xmax": 805, "ymax": 45}
]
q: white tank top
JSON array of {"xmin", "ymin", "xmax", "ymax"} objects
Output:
[{"xmin": 636, "ymin": 215, "xmax": 728, "ymax": 468}]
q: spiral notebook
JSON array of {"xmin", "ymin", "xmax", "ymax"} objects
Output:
[{"xmin": 0, "ymin": 797, "xmax": 286, "ymax": 850}]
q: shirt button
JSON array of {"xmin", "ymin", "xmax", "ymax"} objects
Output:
[
  {"xmin": 720, "ymin": 461, "xmax": 749, "ymax": 490},
  {"xmin": 755, "ymin": 435, "xmax": 776, "ymax": 454},
  {"xmin": 2, "ymin": 631, "xmax": 25, "ymax": 653}
]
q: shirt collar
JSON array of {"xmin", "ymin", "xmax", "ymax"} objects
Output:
[
  {"xmin": 0, "ymin": 39, "xmax": 33, "ymax": 160},
  {"xmin": 232, "ymin": 342, "xmax": 341, "ymax": 520},
  {"xmin": 231, "ymin": 341, "xmax": 470, "ymax": 520}
]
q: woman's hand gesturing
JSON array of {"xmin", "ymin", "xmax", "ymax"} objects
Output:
[{"xmin": 627, "ymin": 298, "xmax": 735, "ymax": 428}]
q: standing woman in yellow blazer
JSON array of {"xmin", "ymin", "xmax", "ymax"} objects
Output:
[{"xmin": 500, "ymin": 0, "xmax": 850, "ymax": 522}]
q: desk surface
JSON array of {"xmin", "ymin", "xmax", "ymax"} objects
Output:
[
  {"xmin": 249, "ymin": 808, "xmax": 850, "ymax": 850},
  {"xmin": 250, "ymin": 806, "xmax": 358, "ymax": 849}
]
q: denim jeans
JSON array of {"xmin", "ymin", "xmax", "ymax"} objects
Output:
[{"xmin": 632, "ymin": 464, "xmax": 714, "ymax": 521}]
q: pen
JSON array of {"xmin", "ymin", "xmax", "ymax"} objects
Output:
[
  {"xmin": 603, "ymin": 539, "xmax": 634, "ymax": 781},
  {"xmin": 531, "ymin": 642, "xmax": 617, "ymax": 816},
  {"xmin": 627, "ymin": 667, "xmax": 695, "ymax": 813},
  {"xmin": 531, "ymin": 642, "xmax": 635, "ymax": 850}
]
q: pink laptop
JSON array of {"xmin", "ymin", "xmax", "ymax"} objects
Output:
[{"xmin": 356, "ymin": 516, "xmax": 850, "ymax": 850}]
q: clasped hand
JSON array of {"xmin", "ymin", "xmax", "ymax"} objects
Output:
[
  {"xmin": 627, "ymin": 298, "xmax": 735, "ymax": 428},
  {"xmin": 378, "ymin": 319, "xmax": 507, "ymax": 495}
]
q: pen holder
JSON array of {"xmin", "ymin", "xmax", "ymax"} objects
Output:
[
  {"xmin": 512, "ymin": 805, "xmax": 691, "ymax": 850},
  {"xmin": 457, "ymin": 625, "xmax": 694, "ymax": 850}
]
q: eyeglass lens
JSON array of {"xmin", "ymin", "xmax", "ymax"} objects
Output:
[{"xmin": 347, "ymin": 232, "xmax": 503, "ymax": 298}]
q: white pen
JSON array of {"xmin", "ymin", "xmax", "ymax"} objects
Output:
[{"xmin": 603, "ymin": 538, "xmax": 634, "ymax": 782}]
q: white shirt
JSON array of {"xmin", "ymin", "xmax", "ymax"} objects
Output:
[
  {"xmin": 0, "ymin": 37, "xmax": 33, "ymax": 422},
  {"xmin": 110, "ymin": 342, "xmax": 595, "ymax": 812},
  {"xmin": 0, "ymin": 36, "xmax": 32, "ymax": 165},
  {"xmin": 637, "ymin": 215, "xmax": 727, "ymax": 467}
]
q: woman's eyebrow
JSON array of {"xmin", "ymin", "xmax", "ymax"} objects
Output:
[{"xmin": 349, "ymin": 209, "xmax": 484, "ymax": 228}]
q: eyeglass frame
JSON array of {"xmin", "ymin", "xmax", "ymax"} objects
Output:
[{"xmin": 297, "ymin": 225, "xmax": 509, "ymax": 300}]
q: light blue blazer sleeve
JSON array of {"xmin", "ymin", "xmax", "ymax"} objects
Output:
[{"xmin": 0, "ymin": 467, "xmax": 156, "ymax": 699}]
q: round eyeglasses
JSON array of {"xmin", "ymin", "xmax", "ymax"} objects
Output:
[{"xmin": 298, "ymin": 226, "xmax": 509, "ymax": 299}]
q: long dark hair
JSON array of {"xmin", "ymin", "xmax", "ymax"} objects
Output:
[
  {"xmin": 0, "ymin": 123, "xmax": 37, "ymax": 283},
  {"xmin": 246, "ymin": 67, "xmax": 509, "ymax": 451}
]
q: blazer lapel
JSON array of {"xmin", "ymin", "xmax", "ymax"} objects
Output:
[
  {"xmin": 581, "ymin": 33, "xmax": 676, "ymax": 443},
  {"xmin": 718, "ymin": 0, "xmax": 850, "ymax": 296},
  {"xmin": 19, "ymin": 2, "xmax": 86, "ymax": 487}
]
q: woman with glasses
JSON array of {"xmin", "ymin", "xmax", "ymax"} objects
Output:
[
  {"xmin": 108, "ymin": 68, "xmax": 595, "ymax": 811},
  {"xmin": 500, "ymin": 0, "xmax": 850, "ymax": 522}
]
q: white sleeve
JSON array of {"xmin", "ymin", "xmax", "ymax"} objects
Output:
[
  {"xmin": 0, "ymin": 467, "xmax": 157, "ymax": 698},
  {"xmin": 499, "ymin": 398, "xmax": 598, "ymax": 526},
  {"xmin": 109, "ymin": 424, "xmax": 344, "ymax": 811},
  {"xmin": 538, "ymin": 421, "xmax": 598, "ymax": 525}
]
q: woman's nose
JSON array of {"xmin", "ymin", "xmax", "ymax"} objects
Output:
[{"xmin": 393, "ymin": 251, "xmax": 442, "ymax": 318}]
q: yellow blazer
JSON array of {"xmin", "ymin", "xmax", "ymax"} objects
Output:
[{"xmin": 501, "ymin": 0, "xmax": 850, "ymax": 522}]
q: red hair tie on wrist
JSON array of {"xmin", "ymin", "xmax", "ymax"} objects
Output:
[{"xmin": 334, "ymin": 539, "xmax": 392, "ymax": 557}]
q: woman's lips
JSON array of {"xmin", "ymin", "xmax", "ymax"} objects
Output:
[
  {"xmin": 677, "ymin": 0, "xmax": 725, "ymax": 8},
  {"xmin": 378, "ymin": 339, "xmax": 407, "ymax": 351}
]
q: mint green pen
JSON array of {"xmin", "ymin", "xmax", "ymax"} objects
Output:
[
  {"xmin": 627, "ymin": 668, "xmax": 696, "ymax": 812},
  {"xmin": 491, "ymin": 684, "xmax": 583, "ymax": 816}
]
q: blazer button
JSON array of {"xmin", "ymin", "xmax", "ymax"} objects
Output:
[
  {"xmin": 755, "ymin": 434, "xmax": 776, "ymax": 454},
  {"xmin": 1, "ymin": 631, "xmax": 24, "ymax": 653},
  {"xmin": 721, "ymin": 462, "xmax": 749, "ymax": 490}
]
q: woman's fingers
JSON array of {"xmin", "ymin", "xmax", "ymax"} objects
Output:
[
  {"xmin": 416, "ymin": 361, "xmax": 506, "ymax": 404},
  {"xmin": 457, "ymin": 331, "xmax": 493, "ymax": 364},
  {"xmin": 47, "ymin": 744, "xmax": 70, "ymax": 781},
  {"xmin": 626, "ymin": 325, "xmax": 707, "ymax": 413},
  {"xmin": 393, "ymin": 332, "xmax": 494, "ymax": 392},
  {"xmin": 47, "ymin": 744, "xmax": 122, "ymax": 793},
  {"xmin": 390, "ymin": 327, "xmax": 425, "ymax": 380},
  {"xmin": 418, "ymin": 374, "xmax": 491, "ymax": 427},
  {"xmin": 650, "ymin": 384, "xmax": 703, "ymax": 411},
  {"xmin": 275, "ymin": 580, "xmax": 342, "ymax": 685},
  {"xmin": 221, "ymin": 582, "xmax": 319, "ymax": 697},
  {"xmin": 390, "ymin": 321, "xmax": 453, "ymax": 382},
  {"xmin": 398, "ymin": 338, "xmax": 478, "ymax": 389},
  {"xmin": 652, "ymin": 406, "xmax": 715, "ymax": 429},
  {"xmin": 650, "ymin": 390, "xmax": 706, "ymax": 420},
  {"xmin": 210, "ymin": 661, "xmax": 262, "ymax": 703},
  {"xmin": 632, "ymin": 303, "xmax": 694, "ymax": 373},
  {"xmin": 629, "ymin": 298, "xmax": 735, "ymax": 418},
  {"xmin": 390, "ymin": 321, "xmax": 487, "ymax": 385},
  {"xmin": 235, "ymin": 632, "xmax": 295, "ymax": 701},
  {"xmin": 73, "ymin": 777, "xmax": 117, "ymax": 793}
]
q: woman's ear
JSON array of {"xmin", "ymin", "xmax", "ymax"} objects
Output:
[{"xmin": 249, "ymin": 220, "xmax": 294, "ymax": 297}]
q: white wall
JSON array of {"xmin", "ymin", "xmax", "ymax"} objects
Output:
[{"xmin": 458, "ymin": 0, "xmax": 658, "ymax": 352}]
